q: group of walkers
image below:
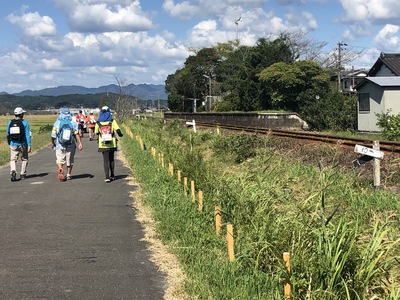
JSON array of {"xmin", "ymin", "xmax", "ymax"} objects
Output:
[{"xmin": 6, "ymin": 106, "xmax": 123, "ymax": 183}]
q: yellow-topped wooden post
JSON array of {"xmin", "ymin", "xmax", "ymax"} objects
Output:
[
  {"xmin": 227, "ymin": 224, "xmax": 234, "ymax": 262},
  {"xmin": 183, "ymin": 177, "xmax": 188, "ymax": 196},
  {"xmin": 215, "ymin": 206, "xmax": 221, "ymax": 235},
  {"xmin": 283, "ymin": 252, "xmax": 291, "ymax": 300},
  {"xmin": 198, "ymin": 191, "xmax": 203, "ymax": 211},
  {"xmin": 191, "ymin": 180, "xmax": 195, "ymax": 203}
]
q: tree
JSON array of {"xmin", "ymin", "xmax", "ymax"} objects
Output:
[
  {"xmin": 257, "ymin": 60, "xmax": 330, "ymax": 111},
  {"xmin": 112, "ymin": 74, "xmax": 138, "ymax": 122}
]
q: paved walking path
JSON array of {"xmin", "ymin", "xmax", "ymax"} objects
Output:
[{"xmin": 0, "ymin": 135, "xmax": 166, "ymax": 299}]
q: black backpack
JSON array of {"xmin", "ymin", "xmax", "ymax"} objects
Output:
[{"xmin": 9, "ymin": 119, "xmax": 25, "ymax": 141}]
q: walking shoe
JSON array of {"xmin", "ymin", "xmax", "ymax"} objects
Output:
[
  {"xmin": 110, "ymin": 177, "xmax": 115, "ymax": 181},
  {"xmin": 11, "ymin": 170, "xmax": 17, "ymax": 182},
  {"xmin": 66, "ymin": 174, "xmax": 72, "ymax": 180},
  {"xmin": 20, "ymin": 174, "xmax": 26, "ymax": 180},
  {"xmin": 58, "ymin": 172, "xmax": 65, "ymax": 182},
  {"xmin": 104, "ymin": 178, "xmax": 111, "ymax": 183}
]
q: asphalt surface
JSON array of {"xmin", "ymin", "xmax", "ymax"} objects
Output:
[{"xmin": 0, "ymin": 134, "xmax": 166, "ymax": 299}]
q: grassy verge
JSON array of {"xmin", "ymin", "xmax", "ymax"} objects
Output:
[{"xmin": 121, "ymin": 118, "xmax": 399, "ymax": 300}]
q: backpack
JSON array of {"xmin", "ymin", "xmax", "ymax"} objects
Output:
[
  {"xmin": 98, "ymin": 121, "xmax": 113, "ymax": 144},
  {"xmin": 9, "ymin": 119, "xmax": 25, "ymax": 141},
  {"xmin": 57, "ymin": 119, "xmax": 74, "ymax": 146}
]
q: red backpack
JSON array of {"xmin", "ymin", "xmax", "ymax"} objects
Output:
[{"xmin": 98, "ymin": 121, "xmax": 113, "ymax": 144}]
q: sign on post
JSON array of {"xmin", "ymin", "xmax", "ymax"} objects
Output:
[
  {"xmin": 186, "ymin": 119, "xmax": 196, "ymax": 133},
  {"xmin": 354, "ymin": 144, "xmax": 384, "ymax": 159},
  {"xmin": 353, "ymin": 142, "xmax": 383, "ymax": 190}
]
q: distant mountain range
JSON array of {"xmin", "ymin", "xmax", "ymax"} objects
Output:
[{"xmin": 1, "ymin": 83, "xmax": 167, "ymax": 100}]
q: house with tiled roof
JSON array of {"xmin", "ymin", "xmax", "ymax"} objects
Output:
[{"xmin": 355, "ymin": 53, "xmax": 400, "ymax": 132}]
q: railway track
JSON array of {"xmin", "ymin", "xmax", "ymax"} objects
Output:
[{"xmin": 195, "ymin": 122, "xmax": 400, "ymax": 154}]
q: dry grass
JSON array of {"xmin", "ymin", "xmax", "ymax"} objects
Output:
[{"xmin": 116, "ymin": 150, "xmax": 188, "ymax": 300}]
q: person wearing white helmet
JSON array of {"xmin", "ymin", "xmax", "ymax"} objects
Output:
[{"xmin": 6, "ymin": 107, "xmax": 32, "ymax": 181}]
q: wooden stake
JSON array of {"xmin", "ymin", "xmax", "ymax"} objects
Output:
[
  {"xmin": 161, "ymin": 153, "xmax": 164, "ymax": 168},
  {"xmin": 191, "ymin": 180, "xmax": 195, "ymax": 203},
  {"xmin": 198, "ymin": 191, "xmax": 203, "ymax": 211},
  {"xmin": 169, "ymin": 163, "xmax": 174, "ymax": 176},
  {"xmin": 283, "ymin": 252, "xmax": 291, "ymax": 300},
  {"xmin": 177, "ymin": 170, "xmax": 181, "ymax": 182},
  {"xmin": 183, "ymin": 177, "xmax": 188, "ymax": 196},
  {"xmin": 227, "ymin": 224, "xmax": 234, "ymax": 262},
  {"xmin": 215, "ymin": 206, "xmax": 221, "ymax": 235}
]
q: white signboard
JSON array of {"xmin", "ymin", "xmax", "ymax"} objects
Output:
[{"xmin": 354, "ymin": 144, "xmax": 384, "ymax": 159}]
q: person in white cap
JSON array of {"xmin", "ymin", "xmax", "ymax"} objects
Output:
[{"xmin": 6, "ymin": 107, "xmax": 31, "ymax": 181}]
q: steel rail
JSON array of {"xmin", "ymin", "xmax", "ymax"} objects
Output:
[{"xmin": 195, "ymin": 122, "xmax": 400, "ymax": 153}]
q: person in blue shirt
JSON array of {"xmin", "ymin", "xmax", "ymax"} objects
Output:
[
  {"xmin": 6, "ymin": 107, "xmax": 32, "ymax": 181},
  {"xmin": 51, "ymin": 108, "xmax": 83, "ymax": 181}
]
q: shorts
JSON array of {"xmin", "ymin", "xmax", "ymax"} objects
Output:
[{"xmin": 56, "ymin": 148, "xmax": 76, "ymax": 166}]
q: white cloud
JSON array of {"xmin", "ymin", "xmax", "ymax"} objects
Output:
[
  {"xmin": 340, "ymin": 0, "xmax": 400, "ymax": 23},
  {"xmin": 7, "ymin": 12, "xmax": 57, "ymax": 37},
  {"xmin": 54, "ymin": 0, "xmax": 154, "ymax": 32},
  {"xmin": 374, "ymin": 24, "xmax": 400, "ymax": 50},
  {"xmin": 41, "ymin": 58, "xmax": 63, "ymax": 70},
  {"xmin": 163, "ymin": 0, "xmax": 199, "ymax": 20}
]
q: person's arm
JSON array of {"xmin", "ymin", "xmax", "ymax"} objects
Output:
[
  {"xmin": 50, "ymin": 121, "xmax": 59, "ymax": 149},
  {"xmin": 6, "ymin": 120, "xmax": 11, "ymax": 145},
  {"xmin": 73, "ymin": 124, "xmax": 83, "ymax": 151},
  {"xmin": 24, "ymin": 120, "xmax": 32, "ymax": 153},
  {"xmin": 113, "ymin": 120, "xmax": 123, "ymax": 137},
  {"xmin": 75, "ymin": 132, "xmax": 83, "ymax": 150}
]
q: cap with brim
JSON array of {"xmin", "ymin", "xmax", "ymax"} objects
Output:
[
  {"xmin": 60, "ymin": 108, "xmax": 70, "ymax": 114},
  {"xmin": 14, "ymin": 107, "xmax": 26, "ymax": 115},
  {"xmin": 101, "ymin": 106, "xmax": 109, "ymax": 111}
]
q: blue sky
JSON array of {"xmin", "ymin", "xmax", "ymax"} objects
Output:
[{"xmin": 1, "ymin": 0, "xmax": 399, "ymax": 94}]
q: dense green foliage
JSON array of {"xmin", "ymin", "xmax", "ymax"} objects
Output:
[
  {"xmin": 165, "ymin": 36, "xmax": 357, "ymax": 131},
  {"xmin": 376, "ymin": 110, "xmax": 400, "ymax": 141},
  {"xmin": 123, "ymin": 118, "xmax": 400, "ymax": 299}
]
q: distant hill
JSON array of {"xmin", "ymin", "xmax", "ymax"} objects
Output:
[{"xmin": 6, "ymin": 83, "xmax": 167, "ymax": 100}]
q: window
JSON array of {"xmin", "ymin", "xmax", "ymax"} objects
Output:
[{"xmin": 358, "ymin": 93, "xmax": 370, "ymax": 112}]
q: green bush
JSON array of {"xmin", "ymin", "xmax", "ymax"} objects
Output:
[{"xmin": 376, "ymin": 110, "xmax": 400, "ymax": 141}]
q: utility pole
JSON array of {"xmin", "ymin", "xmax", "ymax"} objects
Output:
[
  {"xmin": 235, "ymin": 17, "xmax": 242, "ymax": 42},
  {"xmin": 337, "ymin": 41, "xmax": 347, "ymax": 92},
  {"xmin": 203, "ymin": 74, "xmax": 212, "ymax": 111}
]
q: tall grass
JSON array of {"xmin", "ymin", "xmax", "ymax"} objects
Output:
[{"xmin": 119, "ymin": 118, "xmax": 400, "ymax": 299}]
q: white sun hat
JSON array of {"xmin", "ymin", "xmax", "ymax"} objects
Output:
[{"xmin": 14, "ymin": 107, "xmax": 26, "ymax": 115}]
